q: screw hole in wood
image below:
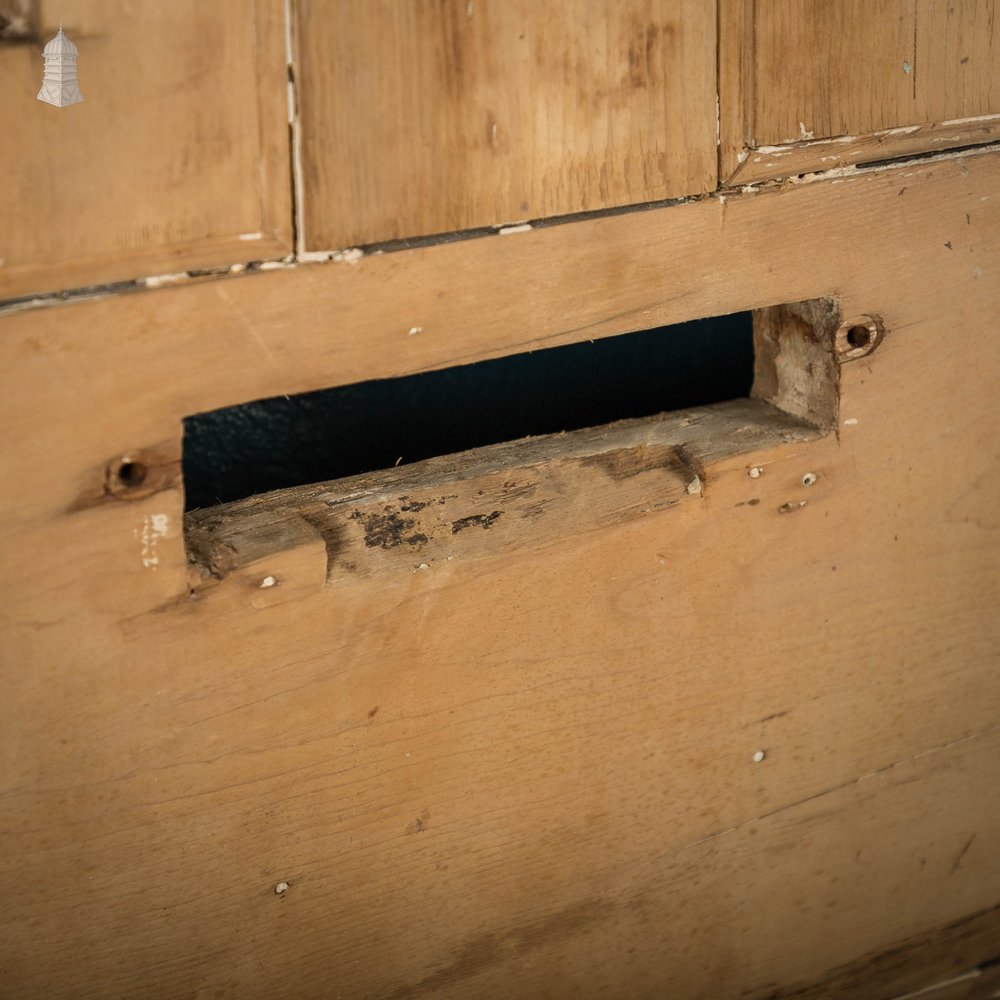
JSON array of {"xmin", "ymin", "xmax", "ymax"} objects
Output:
[
  {"xmin": 846, "ymin": 326, "xmax": 871, "ymax": 349},
  {"xmin": 835, "ymin": 315, "xmax": 883, "ymax": 361},
  {"xmin": 106, "ymin": 456, "xmax": 148, "ymax": 496}
]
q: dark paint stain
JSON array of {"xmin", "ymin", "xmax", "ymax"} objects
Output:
[
  {"xmin": 451, "ymin": 511, "xmax": 502, "ymax": 534},
  {"xmin": 399, "ymin": 496, "xmax": 431, "ymax": 512},
  {"xmin": 367, "ymin": 706, "xmax": 379, "ymax": 720},
  {"xmin": 760, "ymin": 710, "xmax": 790, "ymax": 723},
  {"xmin": 383, "ymin": 898, "xmax": 613, "ymax": 999},
  {"xmin": 944, "ymin": 241, "xmax": 954, "ymax": 250},
  {"xmin": 351, "ymin": 510, "xmax": 428, "ymax": 549}
]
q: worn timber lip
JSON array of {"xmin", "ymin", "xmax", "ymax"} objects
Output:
[{"xmin": 184, "ymin": 398, "xmax": 823, "ymax": 590}]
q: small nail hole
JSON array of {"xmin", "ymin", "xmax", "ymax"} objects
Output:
[{"xmin": 802, "ymin": 472, "xmax": 817, "ymax": 487}]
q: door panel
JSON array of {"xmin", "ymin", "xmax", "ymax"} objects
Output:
[
  {"xmin": 294, "ymin": 0, "xmax": 717, "ymax": 250},
  {"xmin": 720, "ymin": 0, "xmax": 1000, "ymax": 183},
  {"xmin": 0, "ymin": 0, "xmax": 291, "ymax": 299}
]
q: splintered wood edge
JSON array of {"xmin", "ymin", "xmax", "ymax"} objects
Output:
[
  {"xmin": 725, "ymin": 116, "xmax": 1000, "ymax": 187},
  {"xmin": 184, "ymin": 398, "xmax": 825, "ymax": 589}
]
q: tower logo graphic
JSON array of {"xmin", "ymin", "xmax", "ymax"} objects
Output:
[{"xmin": 37, "ymin": 25, "xmax": 83, "ymax": 108}]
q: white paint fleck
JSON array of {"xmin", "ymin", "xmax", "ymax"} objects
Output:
[
  {"xmin": 686, "ymin": 477, "xmax": 703, "ymax": 495},
  {"xmin": 903, "ymin": 61, "xmax": 912, "ymax": 73},
  {"xmin": 748, "ymin": 466, "xmax": 763, "ymax": 479},
  {"xmin": 498, "ymin": 223, "xmax": 533, "ymax": 235},
  {"xmin": 798, "ymin": 121, "xmax": 815, "ymax": 140},
  {"xmin": 238, "ymin": 231, "xmax": 263, "ymax": 241},
  {"xmin": 752, "ymin": 750, "xmax": 766, "ymax": 763},
  {"xmin": 275, "ymin": 881, "xmax": 290, "ymax": 895},
  {"xmin": 229, "ymin": 263, "xmax": 248, "ymax": 274},
  {"xmin": 491, "ymin": 122, "xmax": 498, "ymax": 143},
  {"xmin": 801, "ymin": 472, "xmax": 818, "ymax": 486},
  {"xmin": 843, "ymin": 418, "xmax": 859, "ymax": 426},
  {"xmin": 417, "ymin": 563, "xmax": 430, "ymax": 571},
  {"xmin": 408, "ymin": 326, "xmax": 423, "ymax": 336},
  {"xmin": 134, "ymin": 514, "xmax": 169, "ymax": 570},
  {"xmin": 142, "ymin": 272, "xmax": 188, "ymax": 289},
  {"xmin": 331, "ymin": 248, "xmax": 364, "ymax": 265},
  {"xmin": 257, "ymin": 260, "xmax": 293, "ymax": 271},
  {"xmin": 259, "ymin": 575, "xmax": 277, "ymax": 589}
]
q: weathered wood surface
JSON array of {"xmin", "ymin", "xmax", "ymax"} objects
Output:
[
  {"xmin": 720, "ymin": 0, "xmax": 1000, "ymax": 181},
  {"xmin": 293, "ymin": 0, "xmax": 718, "ymax": 250},
  {"xmin": 0, "ymin": 0, "xmax": 290, "ymax": 299},
  {"xmin": 185, "ymin": 401, "xmax": 823, "ymax": 590},
  {"xmin": 0, "ymin": 148, "xmax": 998, "ymax": 997},
  {"xmin": 726, "ymin": 115, "xmax": 1000, "ymax": 187}
]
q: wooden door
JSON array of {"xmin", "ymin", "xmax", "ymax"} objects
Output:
[{"xmin": 1, "ymin": 3, "xmax": 998, "ymax": 998}]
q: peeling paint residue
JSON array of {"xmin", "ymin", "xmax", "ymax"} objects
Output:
[
  {"xmin": 134, "ymin": 513, "xmax": 169, "ymax": 569},
  {"xmin": 451, "ymin": 511, "xmax": 502, "ymax": 534}
]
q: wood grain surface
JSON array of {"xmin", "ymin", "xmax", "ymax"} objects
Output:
[
  {"xmin": 751, "ymin": 0, "xmax": 1000, "ymax": 145},
  {"xmin": 720, "ymin": 0, "xmax": 1000, "ymax": 181},
  {"xmin": 0, "ymin": 142, "xmax": 998, "ymax": 997},
  {"xmin": 0, "ymin": 0, "xmax": 291, "ymax": 299},
  {"xmin": 293, "ymin": 0, "xmax": 717, "ymax": 249}
]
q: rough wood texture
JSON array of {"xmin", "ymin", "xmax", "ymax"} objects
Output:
[
  {"xmin": 0, "ymin": 0, "xmax": 291, "ymax": 299},
  {"xmin": 293, "ymin": 0, "xmax": 717, "ymax": 250},
  {"xmin": 0, "ymin": 148, "xmax": 998, "ymax": 997},
  {"xmin": 185, "ymin": 400, "xmax": 824, "ymax": 589},
  {"xmin": 727, "ymin": 114, "xmax": 1000, "ymax": 187},
  {"xmin": 720, "ymin": 0, "xmax": 1000, "ymax": 181}
]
